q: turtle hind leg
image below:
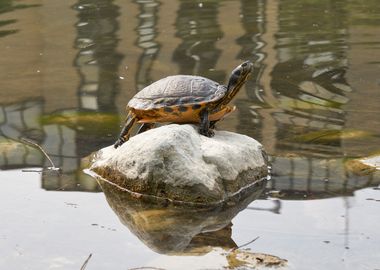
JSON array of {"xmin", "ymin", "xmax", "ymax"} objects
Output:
[
  {"xmin": 137, "ymin": 123, "xmax": 155, "ymax": 134},
  {"xmin": 199, "ymin": 109, "xmax": 215, "ymax": 137},
  {"xmin": 114, "ymin": 112, "xmax": 138, "ymax": 148}
]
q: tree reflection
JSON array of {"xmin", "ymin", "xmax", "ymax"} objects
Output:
[
  {"xmin": 173, "ymin": 0, "xmax": 225, "ymax": 82},
  {"xmin": 0, "ymin": 0, "xmax": 40, "ymax": 37},
  {"xmin": 134, "ymin": 0, "xmax": 161, "ymax": 91}
]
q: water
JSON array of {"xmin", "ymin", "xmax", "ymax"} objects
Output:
[{"xmin": 1, "ymin": 0, "xmax": 379, "ymax": 269}]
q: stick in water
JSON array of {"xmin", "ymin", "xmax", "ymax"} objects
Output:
[
  {"xmin": 231, "ymin": 236, "xmax": 260, "ymax": 251},
  {"xmin": 21, "ymin": 138, "xmax": 60, "ymax": 171},
  {"xmin": 80, "ymin": 253, "xmax": 92, "ymax": 270}
]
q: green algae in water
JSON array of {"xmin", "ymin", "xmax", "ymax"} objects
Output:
[
  {"xmin": 291, "ymin": 129, "xmax": 374, "ymax": 144},
  {"xmin": 41, "ymin": 112, "xmax": 120, "ymax": 131}
]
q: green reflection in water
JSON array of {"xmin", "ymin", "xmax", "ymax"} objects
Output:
[{"xmin": 0, "ymin": 0, "xmax": 40, "ymax": 37}]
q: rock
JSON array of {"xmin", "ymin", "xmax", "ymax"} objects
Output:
[
  {"xmin": 360, "ymin": 155, "xmax": 380, "ymax": 170},
  {"xmin": 226, "ymin": 249, "xmax": 287, "ymax": 269},
  {"xmin": 88, "ymin": 124, "xmax": 269, "ymax": 204},
  {"xmin": 345, "ymin": 155, "xmax": 380, "ymax": 176}
]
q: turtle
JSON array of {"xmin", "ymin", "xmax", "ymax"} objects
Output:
[{"xmin": 114, "ymin": 61, "xmax": 254, "ymax": 148}]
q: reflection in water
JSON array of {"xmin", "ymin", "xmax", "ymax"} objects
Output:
[
  {"xmin": 236, "ymin": 0, "xmax": 265, "ymax": 63},
  {"xmin": 134, "ymin": 0, "xmax": 161, "ymax": 91},
  {"xmin": 271, "ymin": 0, "xmax": 350, "ymax": 157},
  {"xmin": 269, "ymin": 156, "xmax": 379, "ymax": 199},
  {"xmin": 42, "ymin": 0, "xmax": 125, "ymax": 190},
  {"xmin": 173, "ymin": 0, "xmax": 225, "ymax": 82},
  {"xmin": 73, "ymin": 0, "xmax": 123, "ymax": 113},
  {"xmin": 72, "ymin": 0, "xmax": 122, "ymax": 157},
  {"xmin": 0, "ymin": 0, "xmax": 379, "ymax": 199},
  {"xmin": 0, "ymin": 2, "xmax": 379, "ymax": 268},
  {"xmin": 0, "ymin": 99, "xmax": 44, "ymax": 168},
  {"xmin": 236, "ymin": 0, "xmax": 380, "ymax": 199},
  {"xmin": 98, "ymin": 177, "xmax": 266, "ymax": 254},
  {"xmin": 0, "ymin": 2, "xmax": 44, "ymax": 167},
  {"xmin": 0, "ymin": 1, "xmax": 40, "ymax": 37},
  {"xmin": 0, "ymin": 0, "xmax": 125, "ymax": 192},
  {"xmin": 235, "ymin": 0, "xmax": 266, "ymax": 140},
  {"xmin": 0, "ymin": 99, "xmax": 101, "ymax": 191}
]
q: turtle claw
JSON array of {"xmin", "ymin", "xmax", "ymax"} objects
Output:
[
  {"xmin": 114, "ymin": 137, "xmax": 126, "ymax": 149},
  {"xmin": 208, "ymin": 130, "xmax": 215, "ymax": 137},
  {"xmin": 200, "ymin": 128, "xmax": 215, "ymax": 138}
]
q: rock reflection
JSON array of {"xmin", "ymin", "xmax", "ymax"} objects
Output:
[{"xmin": 97, "ymin": 177, "xmax": 266, "ymax": 254}]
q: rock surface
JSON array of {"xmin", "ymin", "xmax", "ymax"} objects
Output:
[
  {"xmin": 89, "ymin": 124, "xmax": 268, "ymax": 204},
  {"xmin": 360, "ymin": 155, "xmax": 380, "ymax": 170},
  {"xmin": 345, "ymin": 154, "xmax": 380, "ymax": 176}
]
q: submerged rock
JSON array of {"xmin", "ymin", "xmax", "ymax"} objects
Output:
[
  {"xmin": 360, "ymin": 155, "xmax": 380, "ymax": 171},
  {"xmin": 88, "ymin": 124, "xmax": 268, "ymax": 204},
  {"xmin": 345, "ymin": 154, "xmax": 380, "ymax": 176},
  {"xmin": 226, "ymin": 249, "xmax": 287, "ymax": 269}
]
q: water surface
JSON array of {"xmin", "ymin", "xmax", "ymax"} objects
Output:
[{"xmin": 1, "ymin": 0, "xmax": 379, "ymax": 269}]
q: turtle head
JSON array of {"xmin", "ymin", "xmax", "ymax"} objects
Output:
[{"xmin": 226, "ymin": 61, "xmax": 254, "ymax": 100}]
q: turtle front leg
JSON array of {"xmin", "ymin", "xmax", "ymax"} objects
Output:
[
  {"xmin": 114, "ymin": 112, "xmax": 138, "ymax": 148},
  {"xmin": 199, "ymin": 109, "xmax": 215, "ymax": 137}
]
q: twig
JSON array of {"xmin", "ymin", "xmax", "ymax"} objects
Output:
[
  {"xmin": 21, "ymin": 169, "xmax": 44, "ymax": 172},
  {"xmin": 80, "ymin": 253, "xmax": 92, "ymax": 270},
  {"xmin": 21, "ymin": 138, "xmax": 56, "ymax": 168},
  {"xmin": 21, "ymin": 138, "xmax": 60, "ymax": 171},
  {"xmin": 128, "ymin": 266, "xmax": 165, "ymax": 270},
  {"xmin": 231, "ymin": 236, "xmax": 260, "ymax": 251}
]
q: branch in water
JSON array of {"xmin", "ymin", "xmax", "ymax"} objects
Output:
[
  {"xmin": 231, "ymin": 236, "xmax": 260, "ymax": 251},
  {"xmin": 80, "ymin": 253, "xmax": 92, "ymax": 270},
  {"xmin": 21, "ymin": 138, "xmax": 60, "ymax": 171}
]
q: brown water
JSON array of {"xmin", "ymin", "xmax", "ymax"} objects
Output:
[{"xmin": 1, "ymin": 0, "xmax": 380, "ymax": 269}]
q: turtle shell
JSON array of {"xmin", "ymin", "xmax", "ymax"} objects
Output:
[{"xmin": 128, "ymin": 75, "xmax": 226, "ymax": 110}]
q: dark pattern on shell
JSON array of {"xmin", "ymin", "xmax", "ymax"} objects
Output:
[
  {"xmin": 192, "ymin": 104, "xmax": 202, "ymax": 110},
  {"xmin": 128, "ymin": 75, "xmax": 226, "ymax": 110}
]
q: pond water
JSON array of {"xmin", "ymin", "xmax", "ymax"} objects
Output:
[{"xmin": 0, "ymin": 0, "xmax": 379, "ymax": 269}]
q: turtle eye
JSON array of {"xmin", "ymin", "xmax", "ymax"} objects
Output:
[{"xmin": 242, "ymin": 62, "xmax": 247, "ymax": 67}]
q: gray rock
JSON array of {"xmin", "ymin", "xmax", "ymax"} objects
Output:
[{"xmin": 88, "ymin": 124, "xmax": 269, "ymax": 204}]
